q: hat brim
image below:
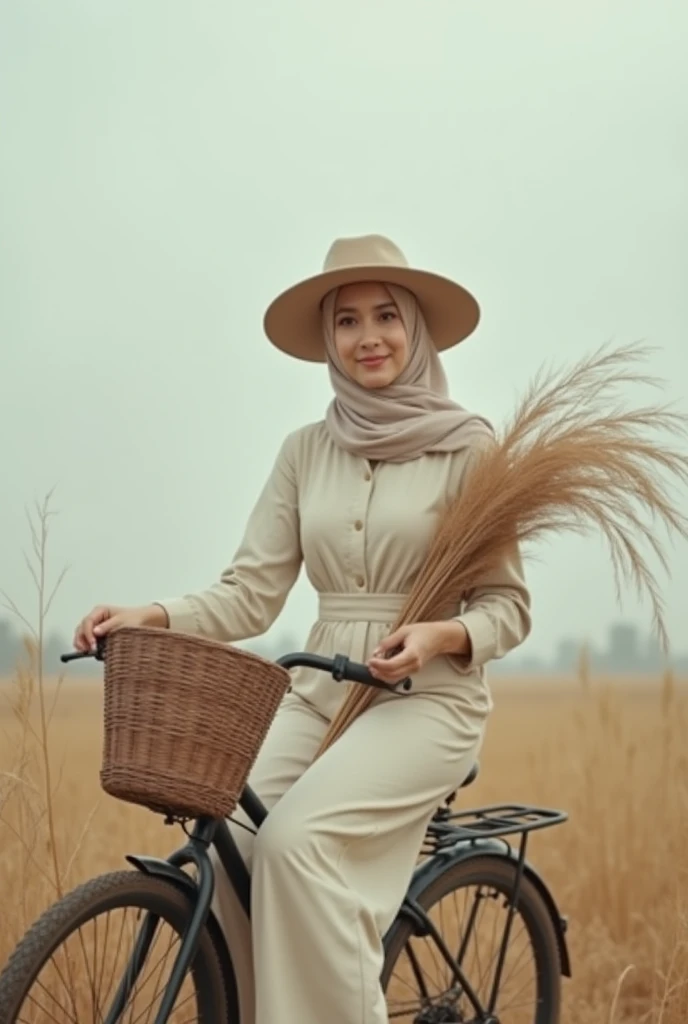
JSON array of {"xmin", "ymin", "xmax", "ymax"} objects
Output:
[{"xmin": 262, "ymin": 265, "xmax": 481, "ymax": 363}]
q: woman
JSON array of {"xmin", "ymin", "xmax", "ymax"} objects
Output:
[{"xmin": 73, "ymin": 233, "xmax": 532, "ymax": 1024}]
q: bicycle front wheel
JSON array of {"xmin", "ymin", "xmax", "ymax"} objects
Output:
[
  {"xmin": 0, "ymin": 870, "xmax": 232, "ymax": 1024},
  {"xmin": 382, "ymin": 855, "xmax": 561, "ymax": 1023}
]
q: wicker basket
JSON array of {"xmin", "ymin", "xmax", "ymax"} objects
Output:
[{"xmin": 99, "ymin": 626, "xmax": 291, "ymax": 819}]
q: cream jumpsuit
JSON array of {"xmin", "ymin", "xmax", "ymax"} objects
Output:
[{"xmin": 159, "ymin": 420, "xmax": 531, "ymax": 1024}]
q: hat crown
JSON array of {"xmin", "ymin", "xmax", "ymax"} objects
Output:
[{"xmin": 322, "ymin": 234, "xmax": 410, "ymax": 274}]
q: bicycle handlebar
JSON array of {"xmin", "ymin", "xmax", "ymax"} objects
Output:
[
  {"xmin": 60, "ymin": 640, "xmax": 412, "ymax": 694},
  {"xmin": 275, "ymin": 651, "xmax": 411, "ymax": 693}
]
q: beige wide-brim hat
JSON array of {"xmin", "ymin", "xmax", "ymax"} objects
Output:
[{"xmin": 263, "ymin": 234, "xmax": 481, "ymax": 363}]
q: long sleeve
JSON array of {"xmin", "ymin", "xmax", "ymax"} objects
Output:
[
  {"xmin": 452, "ymin": 542, "xmax": 532, "ymax": 671},
  {"xmin": 156, "ymin": 431, "xmax": 302, "ymax": 643},
  {"xmin": 449, "ymin": 436, "xmax": 532, "ymax": 672}
]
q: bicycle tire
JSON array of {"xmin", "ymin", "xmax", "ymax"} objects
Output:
[
  {"xmin": 382, "ymin": 854, "xmax": 561, "ymax": 1023},
  {"xmin": 0, "ymin": 869, "xmax": 233, "ymax": 1024}
]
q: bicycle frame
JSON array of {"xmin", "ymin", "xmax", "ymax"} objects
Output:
[{"xmin": 113, "ymin": 793, "xmax": 570, "ymax": 1023}]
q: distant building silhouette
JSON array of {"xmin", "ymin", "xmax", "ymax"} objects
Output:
[{"xmin": 494, "ymin": 620, "xmax": 688, "ymax": 676}]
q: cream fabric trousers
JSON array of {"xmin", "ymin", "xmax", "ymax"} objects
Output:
[{"xmin": 207, "ymin": 689, "xmax": 484, "ymax": 1024}]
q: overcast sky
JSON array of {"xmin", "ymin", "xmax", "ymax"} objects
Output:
[{"xmin": 1, "ymin": 0, "xmax": 687, "ymax": 663}]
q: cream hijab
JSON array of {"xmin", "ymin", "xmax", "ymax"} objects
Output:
[{"xmin": 321, "ymin": 283, "xmax": 494, "ymax": 463}]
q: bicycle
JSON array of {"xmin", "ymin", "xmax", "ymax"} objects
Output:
[{"xmin": 0, "ymin": 643, "xmax": 571, "ymax": 1023}]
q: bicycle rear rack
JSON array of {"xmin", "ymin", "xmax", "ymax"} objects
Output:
[{"xmin": 425, "ymin": 802, "xmax": 568, "ymax": 853}]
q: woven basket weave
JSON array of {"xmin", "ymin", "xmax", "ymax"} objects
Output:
[{"xmin": 99, "ymin": 626, "xmax": 291, "ymax": 819}]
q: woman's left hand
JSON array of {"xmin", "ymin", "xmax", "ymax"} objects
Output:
[{"xmin": 367, "ymin": 621, "xmax": 470, "ymax": 685}]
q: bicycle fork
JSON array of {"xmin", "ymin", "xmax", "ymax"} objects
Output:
[{"xmin": 103, "ymin": 822, "xmax": 217, "ymax": 1024}]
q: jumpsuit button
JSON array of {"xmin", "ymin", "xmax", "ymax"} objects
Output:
[
  {"xmin": 363, "ymin": 470, "xmax": 372, "ymax": 482},
  {"xmin": 355, "ymin": 575, "xmax": 365, "ymax": 588},
  {"xmin": 354, "ymin": 520, "xmax": 363, "ymax": 531}
]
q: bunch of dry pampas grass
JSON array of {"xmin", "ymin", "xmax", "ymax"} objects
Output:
[{"xmin": 316, "ymin": 341, "xmax": 688, "ymax": 758}]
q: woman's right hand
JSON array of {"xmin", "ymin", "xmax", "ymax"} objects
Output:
[{"xmin": 73, "ymin": 603, "xmax": 169, "ymax": 653}]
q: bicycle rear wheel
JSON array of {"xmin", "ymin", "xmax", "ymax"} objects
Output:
[
  {"xmin": 0, "ymin": 870, "xmax": 232, "ymax": 1023},
  {"xmin": 382, "ymin": 855, "xmax": 561, "ymax": 1023}
]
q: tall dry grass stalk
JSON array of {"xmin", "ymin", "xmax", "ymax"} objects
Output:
[
  {"xmin": 0, "ymin": 491, "xmax": 99, "ymax": 940},
  {"xmin": 317, "ymin": 342, "xmax": 688, "ymax": 756}
]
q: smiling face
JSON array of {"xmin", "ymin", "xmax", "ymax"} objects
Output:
[{"xmin": 332, "ymin": 281, "xmax": 410, "ymax": 389}]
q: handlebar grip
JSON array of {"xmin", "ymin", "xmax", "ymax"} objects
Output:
[
  {"xmin": 332, "ymin": 655, "xmax": 412, "ymax": 692},
  {"xmin": 340, "ymin": 659, "xmax": 377, "ymax": 685},
  {"xmin": 60, "ymin": 638, "xmax": 106, "ymax": 663},
  {"xmin": 60, "ymin": 649, "xmax": 92, "ymax": 663}
]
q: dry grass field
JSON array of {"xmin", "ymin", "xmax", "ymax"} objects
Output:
[{"xmin": 1, "ymin": 662, "xmax": 687, "ymax": 1022}]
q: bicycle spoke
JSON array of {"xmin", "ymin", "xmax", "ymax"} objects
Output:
[
  {"xmin": 75, "ymin": 911, "xmax": 99, "ymax": 1021},
  {"xmin": 45, "ymin": 944, "xmax": 80, "ymax": 1022},
  {"xmin": 100, "ymin": 904, "xmax": 131, "ymax": 1014},
  {"xmin": 131, "ymin": 931, "xmax": 179, "ymax": 1024},
  {"xmin": 469, "ymin": 916, "xmax": 530, "ymax": 1004},
  {"xmin": 386, "ymin": 877, "xmax": 540, "ymax": 1022},
  {"xmin": 127, "ymin": 934, "xmax": 192, "ymax": 1024},
  {"xmin": 30, "ymin": 954, "xmax": 79, "ymax": 1023},
  {"xmin": 89, "ymin": 914, "xmax": 105, "ymax": 1024},
  {"xmin": 30, "ymin": 975, "xmax": 79, "ymax": 1023},
  {"xmin": 22, "ymin": 988, "xmax": 77, "ymax": 1024},
  {"xmin": 94, "ymin": 909, "xmax": 112, "ymax": 1016}
]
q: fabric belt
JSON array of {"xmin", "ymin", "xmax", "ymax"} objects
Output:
[{"xmin": 318, "ymin": 592, "xmax": 406, "ymax": 623}]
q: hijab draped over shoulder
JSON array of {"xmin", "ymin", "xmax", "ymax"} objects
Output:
[{"xmin": 321, "ymin": 283, "xmax": 494, "ymax": 464}]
